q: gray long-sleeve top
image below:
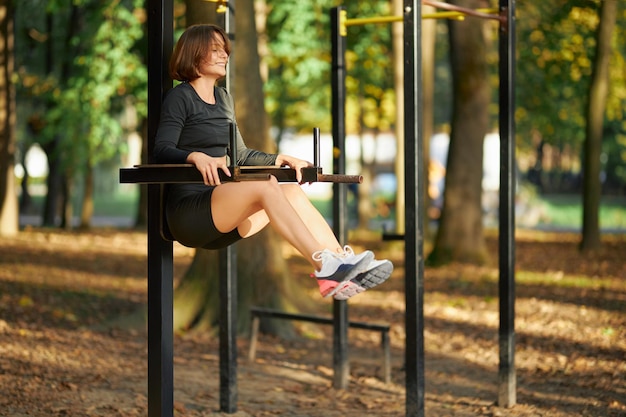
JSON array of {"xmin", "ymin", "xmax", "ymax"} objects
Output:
[{"xmin": 153, "ymin": 82, "xmax": 276, "ymax": 167}]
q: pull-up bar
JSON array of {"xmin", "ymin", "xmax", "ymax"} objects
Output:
[
  {"xmin": 343, "ymin": 8, "xmax": 499, "ymax": 28},
  {"xmin": 423, "ymin": 0, "xmax": 505, "ymax": 22},
  {"xmin": 341, "ymin": 0, "xmax": 502, "ymax": 31}
]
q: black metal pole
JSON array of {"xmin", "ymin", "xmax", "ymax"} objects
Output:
[
  {"xmin": 313, "ymin": 127, "xmax": 321, "ymax": 167},
  {"xmin": 147, "ymin": 0, "xmax": 174, "ymax": 416},
  {"xmin": 219, "ymin": 245, "xmax": 238, "ymax": 412},
  {"xmin": 498, "ymin": 0, "xmax": 516, "ymax": 408},
  {"xmin": 330, "ymin": 6, "xmax": 350, "ymax": 390},
  {"xmin": 220, "ymin": 3, "xmax": 238, "ymax": 412},
  {"xmin": 223, "ymin": 0, "xmax": 235, "ymax": 95},
  {"xmin": 403, "ymin": 1, "xmax": 425, "ymax": 416}
]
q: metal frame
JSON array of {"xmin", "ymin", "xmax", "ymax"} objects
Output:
[
  {"xmin": 131, "ymin": 0, "xmax": 514, "ymax": 415},
  {"xmin": 331, "ymin": 1, "xmax": 515, "ymax": 416}
]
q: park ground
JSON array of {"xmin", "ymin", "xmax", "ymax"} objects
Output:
[{"xmin": 0, "ymin": 228, "xmax": 625, "ymax": 416}]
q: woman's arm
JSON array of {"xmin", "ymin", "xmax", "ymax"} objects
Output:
[{"xmin": 153, "ymin": 88, "xmax": 192, "ymax": 164}]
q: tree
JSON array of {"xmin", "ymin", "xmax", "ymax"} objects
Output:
[
  {"xmin": 427, "ymin": 0, "xmax": 492, "ymax": 265},
  {"xmin": 172, "ymin": 0, "xmax": 314, "ymax": 334},
  {"xmin": 515, "ymin": 1, "xmax": 626, "ymax": 195},
  {"xmin": 15, "ymin": 0, "xmax": 146, "ymax": 228},
  {"xmin": 580, "ymin": 0, "xmax": 618, "ymax": 251},
  {"xmin": 0, "ymin": 0, "xmax": 18, "ymax": 237}
]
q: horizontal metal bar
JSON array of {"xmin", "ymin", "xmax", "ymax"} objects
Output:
[
  {"xmin": 317, "ymin": 173, "xmax": 363, "ymax": 184},
  {"xmin": 120, "ymin": 164, "xmax": 317, "ymax": 184},
  {"xmin": 343, "ymin": 8, "xmax": 498, "ymax": 28},
  {"xmin": 119, "ymin": 164, "xmax": 363, "ymax": 185},
  {"xmin": 250, "ymin": 307, "xmax": 390, "ymax": 332},
  {"xmin": 382, "ymin": 233, "xmax": 406, "ymax": 241}
]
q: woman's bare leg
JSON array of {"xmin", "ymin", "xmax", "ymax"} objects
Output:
[
  {"xmin": 279, "ymin": 184, "xmax": 342, "ymax": 250},
  {"xmin": 210, "ymin": 178, "xmax": 339, "ymax": 270}
]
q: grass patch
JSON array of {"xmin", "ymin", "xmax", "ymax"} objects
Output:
[
  {"xmin": 91, "ymin": 192, "xmax": 138, "ymax": 217},
  {"xmin": 26, "ymin": 191, "xmax": 139, "ymax": 218},
  {"xmin": 516, "ymin": 270, "xmax": 618, "ymax": 290},
  {"xmin": 539, "ymin": 194, "xmax": 626, "ymax": 230}
]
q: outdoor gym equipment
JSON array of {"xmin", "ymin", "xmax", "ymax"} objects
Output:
[
  {"xmin": 120, "ymin": 1, "xmax": 516, "ymax": 416},
  {"xmin": 331, "ymin": 2, "xmax": 516, "ymax": 415}
]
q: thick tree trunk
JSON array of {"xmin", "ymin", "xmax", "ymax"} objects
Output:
[
  {"xmin": 173, "ymin": 0, "xmax": 313, "ymax": 335},
  {"xmin": 392, "ymin": 1, "xmax": 436, "ymax": 235},
  {"xmin": 0, "ymin": 1, "xmax": 17, "ymax": 236},
  {"xmin": 60, "ymin": 174, "xmax": 72, "ymax": 230},
  {"xmin": 135, "ymin": 118, "xmax": 148, "ymax": 228},
  {"xmin": 0, "ymin": 2, "xmax": 19, "ymax": 236},
  {"xmin": 580, "ymin": 0, "xmax": 617, "ymax": 252},
  {"xmin": 42, "ymin": 138, "xmax": 63, "ymax": 227},
  {"xmin": 79, "ymin": 162, "xmax": 94, "ymax": 229},
  {"xmin": 428, "ymin": 0, "xmax": 490, "ymax": 265}
]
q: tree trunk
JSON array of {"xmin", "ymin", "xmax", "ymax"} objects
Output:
[
  {"xmin": 427, "ymin": 0, "xmax": 490, "ymax": 265},
  {"xmin": 392, "ymin": 0, "xmax": 404, "ymax": 234},
  {"xmin": 41, "ymin": 138, "xmax": 63, "ymax": 227},
  {"xmin": 60, "ymin": 173, "xmax": 72, "ymax": 229},
  {"xmin": 392, "ymin": 1, "xmax": 436, "ymax": 235},
  {"xmin": 135, "ymin": 117, "xmax": 148, "ymax": 228},
  {"xmin": 79, "ymin": 161, "xmax": 94, "ymax": 229},
  {"xmin": 173, "ymin": 0, "xmax": 312, "ymax": 335},
  {"xmin": 0, "ymin": 0, "xmax": 18, "ymax": 236},
  {"xmin": 356, "ymin": 97, "xmax": 373, "ymax": 230},
  {"xmin": 580, "ymin": 0, "xmax": 617, "ymax": 251},
  {"xmin": 420, "ymin": 4, "xmax": 436, "ymax": 235}
]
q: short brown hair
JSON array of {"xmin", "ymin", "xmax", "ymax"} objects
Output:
[{"xmin": 169, "ymin": 24, "xmax": 231, "ymax": 82}]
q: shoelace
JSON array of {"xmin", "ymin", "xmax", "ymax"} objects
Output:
[
  {"xmin": 342, "ymin": 245, "xmax": 356, "ymax": 257},
  {"xmin": 312, "ymin": 246, "xmax": 357, "ymax": 262}
]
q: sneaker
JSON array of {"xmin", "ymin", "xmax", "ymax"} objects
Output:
[
  {"xmin": 333, "ymin": 259, "xmax": 393, "ymax": 301},
  {"xmin": 313, "ymin": 248, "xmax": 374, "ymax": 298}
]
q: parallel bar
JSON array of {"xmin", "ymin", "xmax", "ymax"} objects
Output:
[
  {"xmin": 318, "ymin": 174, "xmax": 362, "ymax": 183},
  {"xmin": 120, "ymin": 165, "xmax": 361, "ymax": 184},
  {"xmin": 330, "ymin": 6, "xmax": 350, "ymax": 391},
  {"xmin": 498, "ymin": 0, "xmax": 516, "ymax": 408},
  {"xmin": 403, "ymin": 1, "xmax": 425, "ymax": 416},
  {"xmin": 146, "ymin": 0, "xmax": 173, "ymax": 416}
]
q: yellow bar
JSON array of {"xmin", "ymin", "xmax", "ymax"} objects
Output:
[
  {"xmin": 345, "ymin": 15, "xmax": 403, "ymax": 27},
  {"xmin": 423, "ymin": 11, "xmax": 465, "ymax": 20},
  {"xmin": 343, "ymin": 8, "xmax": 498, "ymax": 28}
]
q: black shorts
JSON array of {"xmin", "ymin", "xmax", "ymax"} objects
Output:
[{"xmin": 165, "ymin": 184, "xmax": 242, "ymax": 250}]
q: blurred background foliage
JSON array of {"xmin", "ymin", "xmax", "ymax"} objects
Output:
[{"xmin": 11, "ymin": 0, "xmax": 626, "ymax": 229}]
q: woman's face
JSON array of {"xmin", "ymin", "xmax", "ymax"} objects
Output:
[{"xmin": 198, "ymin": 34, "xmax": 229, "ymax": 79}]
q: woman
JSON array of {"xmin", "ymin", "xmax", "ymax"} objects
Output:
[{"xmin": 154, "ymin": 24, "xmax": 392, "ymax": 300}]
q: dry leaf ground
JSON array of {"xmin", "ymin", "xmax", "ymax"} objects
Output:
[{"xmin": 0, "ymin": 228, "xmax": 624, "ymax": 416}]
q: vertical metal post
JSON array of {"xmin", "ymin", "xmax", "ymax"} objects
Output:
[
  {"xmin": 313, "ymin": 127, "xmax": 321, "ymax": 167},
  {"xmin": 219, "ymin": 245, "xmax": 238, "ymax": 413},
  {"xmin": 403, "ymin": 1, "xmax": 425, "ymax": 416},
  {"xmin": 218, "ymin": 122, "xmax": 238, "ymax": 413},
  {"xmin": 219, "ymin": 3, "xmax": 238, "ymax": 412},
  {"xmin": 147, "ymin": 0, "xmax": 174, "ymax": 416},
  {"xmin": 223, "ymin": 0, "xmax": 235, "ymax": 95},
  {"xmin": 330, "ymin": 6, "xmax": 350, "ymax": 390},
  {"xmin": 498, "ymin": 0, "xmax": 516, "ymax": 408}
]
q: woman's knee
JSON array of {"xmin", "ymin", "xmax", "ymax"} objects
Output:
[{"xmin": 280, "ymin": 183, "xmax": 308, "ymax": 203}]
